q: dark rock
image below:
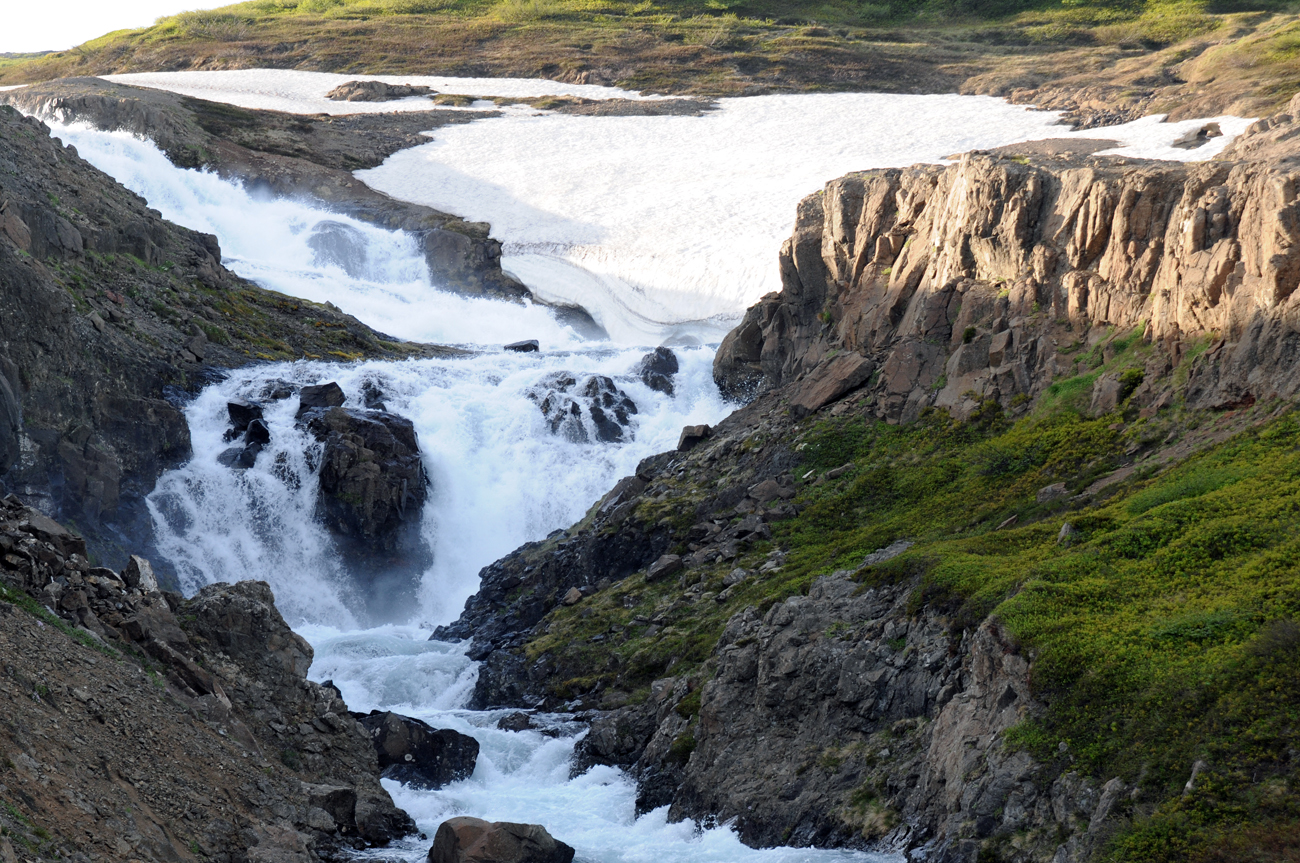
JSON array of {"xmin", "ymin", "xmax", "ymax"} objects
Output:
[
  {"xmin": 305, "ymin": 406, "xmax": 427, "ymax": 548},
  {"xmin": 529, "ymin": 373, "xmax": 638, "ymax": 443},
  {"xmin": 226, "ymin": 400, "xmax": 263, "ymax": 433},
  {"xmin": 427, "ymin": 816, "xmax": 574, "ymax": 863},
  {"xmin": 636, "ymin": 347, "xmax": 679, "ymax": 395},
  {"xmin": 505, "ymin": 340, "xmax": 540, "ymax": 353},
  {"xmin": 0, "ymin": 372, "xmax": 20, "ymax": 474},
  {"xmin": 245, "ymin": 418, "xmax": 271, "ymax": 445},
  {"xmin": 677, "ymin": 424, "xmax": 711, "ymax": 452},
  {"xmin": 496, "ymin": 712, "xmax": 537, "ymax": 732},
  {"xmin": 645, "ymin": 554, "xmax": 683, "ymax": 583},
  {"xmin": 298, "ymin": 382, "xmax": 347, "ymax": 417},
  {"xmin": 122, "ymin": 554, "xmax": 158, "ymax": 592},
  {"xmin": 356, "ymin": 711, "xmax": 480, "ymax": 790},
  {"xmin": 326, "ymin": 80, "xmax": 433, "ymax": 102}
]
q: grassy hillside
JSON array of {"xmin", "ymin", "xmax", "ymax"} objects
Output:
[
  {"xmin": 526, "ymin": 329, "xmax": 1300, "ymax": 860},
  {"xmin": 3, "ymin": 0, "xmax": 1300, "ymax": 114}
]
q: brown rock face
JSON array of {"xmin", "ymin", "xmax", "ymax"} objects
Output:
[
  {"xmin": 715, "ymin": 120, "xmax": 1300, "ymax": 421},
  {"xmin": 427, "ymin": 816, "xmax": 575, "ymax": 863}
]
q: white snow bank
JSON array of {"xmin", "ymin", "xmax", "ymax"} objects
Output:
[{"xmin": 104, "ymin": 69, "xmax": 661, "ymax": 115}]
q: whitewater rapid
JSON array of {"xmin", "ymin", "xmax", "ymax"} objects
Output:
[{"xmin": 36, "ymin": 83, "xmax": 1252, "ymax": 861}]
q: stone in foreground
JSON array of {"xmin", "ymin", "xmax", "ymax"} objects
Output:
[{"xmin": 427, "ymin": 817, "xmax": 575, "ymax": 863}]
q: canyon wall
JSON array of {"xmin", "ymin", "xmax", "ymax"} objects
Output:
[{"xmin": 715, "ymin": 99, "xmax": 1300, "ymax": 421}]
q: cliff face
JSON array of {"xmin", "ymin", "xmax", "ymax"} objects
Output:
[{"xmin": 715, "ymin": 97, "xmax": 1300, "ymax": 421}]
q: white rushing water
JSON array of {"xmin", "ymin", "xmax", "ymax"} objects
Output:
[{"xmin": 39, "ymin": 84, "xmax": 1250, "ymax": 861}]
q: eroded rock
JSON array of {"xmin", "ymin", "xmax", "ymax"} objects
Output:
[{"xmin": 355, "ymin": 711, "xmax": 480, "ymax": 790}]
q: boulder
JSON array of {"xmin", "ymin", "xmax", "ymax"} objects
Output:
[
  {"xmin": 505, "ymin": 340, "xmax": 540, "ymax": 353},
  {"xmin": 427, "ymin": 817, "xmax": 575, "ymax": 863},
  {"xmin": 227, "ymin": 400, "xmax": 264, "ymax": 434},
  {"xmin": 562, "ymin": 587, "xmax": 583, "ymax": 605},
  {"xmin": 355, "ymin": 711, "xmax": 479, "ymax": 790},
  {"xmin": 123, "ymin": 554, "xmax": 158, "ymax": 592},
  {"xmin": 1037, "ymin": 483, "xmax": 1069, "ymax": 504},
  {"xmin": 326, "ymin": 80, "xmax": 433, "ymax": 102},
  {"xmin": 677, "ymin": 424, "xmax": 711, "ymax": 452},
  {"xmin": 789, "ymin": 353, "xmax": 874, "ymax": 419},
  {"xmin": 304, "ymin": 406, "xmax": 429, "ymax": 554},
  {"xmin": 635, "ymin": 347, "xmax": 679, "ymax": 395},
  {"xmin": 246, "ymin": 418, "xmax": 271, "ymax": 445},
  {"xmin": 297, "ymin": 382, "xmax": 347, "ymax": 418},
  {"xmin": 645, "ymin": 554, "xmax": 683, "ymax": 583}
]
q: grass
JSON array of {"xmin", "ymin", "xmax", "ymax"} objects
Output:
[{"xmin": 3, "ymin": 0, "xmax": 1300, "ymax": 113}]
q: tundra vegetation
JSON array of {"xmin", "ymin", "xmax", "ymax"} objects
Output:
[{"xmin": 529, "ymin": 331, "xmax": 1300, "ymax": 860}]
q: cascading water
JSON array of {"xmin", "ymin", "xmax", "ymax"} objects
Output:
[{"xmin": 48, "ymin": 82, "xmax": 1249, "ymax": 859}]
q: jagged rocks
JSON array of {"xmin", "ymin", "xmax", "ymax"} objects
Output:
[
  {"xmin": 428, "ymin": 817, "xmax": 575, "ymax": 863},
  {"xmin": 303, "ymin": 403, "xmax": 429, "ymax": 556},
  {"xmin": 528, "ymin": 373, "xmax": 638, "ymax": 443},
  {"xmin": 326, "ymin": 81, "xmax": 434, "ymax": 102},
  {"xmin": 636, "ymin": 347, "xmax": 679, "ymax": 395},
  {"xmin": 355, "ymin": 711, "xmax": 480, "ymax": 790},
  {"xmin": 677, "ymin": 424, "xmax": 711, "ymax": 452},
  {"xmin": 298, "ymin": 381, "xmax": 347, "ymax": 417}
]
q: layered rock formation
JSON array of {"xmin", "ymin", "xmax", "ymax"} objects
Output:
[{"xmin": 716, "ymin": 96, "xmax": 1300, "ymax": 421}]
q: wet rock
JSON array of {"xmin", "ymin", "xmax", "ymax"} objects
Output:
[
  {"xmin": 356, "ymin": 711, "xmax": 480, "ymax": 790},
  {"xmin": 427, "ymin": 816, "xmax": 575, "ymax": 863},
  {"xmin": 326, "ymin": 80, "xmax": 433, "ymax": 102},
  {"xmin": 635, "ymin": 347, "xmax": 679, "ymax": 395},
  {"xmin": 304, "ymin": 406, "xmax": 429, "ymax": 555},
  {"xmin": 677, "ymin": 424, "xmax": 711, "ymax": 452},
  {"xmin": 528, "ymin": 373, "xmax": 638, "ymax": 443},
  {"xmin": 496, "ymin": 712, "xmax": 536, "ymax": 733},
  {"xmin": 245, "ymin": 418, "xmax": 271, "ymax": 445},
  {"xmin": 505, "ymin": 340, "xmax": 540, "ymax": 353},
  {"xmin": 297, "ymin": 382, "xmax": 347, "ymax": 417},
  {"xmin": 227, "ymin": 400, "xmax": 264, "ymax": 434}
]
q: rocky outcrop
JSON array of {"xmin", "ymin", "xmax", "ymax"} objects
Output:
[
  {"xmin": 1, "ymin": 77, "xmax": 529, "ymax": 301},
  {"xmin": 0, "ymin": 498, "xmax": 415, "ymax": 860},
  {"xmin": 715, "ymin": 110, "xmax": 1300, "ymax": 422},
  {"xmin": 428, "ymin": 817, "xmax": 576, "ymax": 863},
  {"xmin": 355, "ymin": 711, "xmax": 480, "ymax": 790},
  {"xmin": 0, "ymin": 105, "xmax": 450, "ymax": 571},
  {"xmin": 527, "ymin": 372, "xmax": 639, "ymax": 443},
  {"xmin": 327, "ymin": 80, "xmax": 433, "ymax": 102}
]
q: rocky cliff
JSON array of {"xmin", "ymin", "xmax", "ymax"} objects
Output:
[
  {"xmin": 715, "ymin": 95, "xmax": 1300, "ymax": 423},
  {"xmin": 0, "ymin": 103, "xmax": 458, "ymax": 572}
]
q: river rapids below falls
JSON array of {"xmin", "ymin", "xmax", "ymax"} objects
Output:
[{"xmin": 29, "ymin": 70, "xmax": 1253, "ymax": 862}]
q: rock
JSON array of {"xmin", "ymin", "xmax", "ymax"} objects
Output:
[
  {"xmin": 1089, "ymin": 374, "xmax": 1126, "ymax": 416},
  {"xmin": 218, "ymin": 442, "xmax": 264, "ymax": 470},
  {"xmin": 297, "ymin": 382, "xmax": 347, "ymax": 417},
  {"xmin": 246, "ymin": 418, "xmax": 271, "ymax": 445},
  {"xmin": 20, "ymin": 507, "xmax": 87, "ymax": 557},
  {"xmin": 505, "ymin": 340, "xmax": 540, "ymax": 353},
  {"xmin": 748, "ymin": 479, "xmax": 793, "ymax": 502},
  {"xmin": 636, "ymin": 347, "xmax": 679, "ymax": 395},
  {"xmin": 562, "ymin": 587, "xmax": 583, "ymax": 606},
  {"xmin": 722, "ymin": 568, "xmax": 748, "ymax": 587},
  {"xmin": 862, "ymin": 539, "xmax": 913, "ymax": 566},
  {"xmin": 1172, "ymin": 122, "xmax": 1222, "ymax": 149},
  {"xmin": 355, "ymin": 712, "xmax": 480, "ymax": 790},
  {"xmin": 307, "ymin": 220, "xmax": 369, "ymax": 278},
  {"xmin": 227, "ymin": 400, "xmax": 264, "ymax": 433},
  {"xmin": 528, "ymin": 373, "xmax": 637, "ymax": 443},
  {"xmin": 1058, "ymin": 522, "xmax": 1076, "ymax": 545},
  {"xmin": 301, "ymin": 783, "xmax": 358, "ymax": 834},
  {"xmin": 789, "ymin": 353, "xmax": 874, "ymax": 419},
  {"xmin": 304, "ymin": 406, "xmax": 429, "ymax": 555},
  {"xmin": 0, "ymin": 373, "xmax": 20, "ymax": 475},
  {"xmin": 122, "ymin": 555, "xmax": 158, "ymax": 592},
  {"xmin": 427, "ymin": 817, "xmax": 575, "ymax": 863},
  {"xmin": 326, "ymin": 80, "xmax": 433, "ymax": 102},
  {"xmin": 677, "ymin": 424, "xmax": 711, "ymax": 452},
  {"xmin": 496, "ymin": 712, "xmax": 536, "ymax": 732},
  {"xmin": 1036, "ymin": 483, "xmax": 1069, "ymax": 504},
  {"xmin": 645, "ymin": 554, "xmax": 683, "ymax": 583}
]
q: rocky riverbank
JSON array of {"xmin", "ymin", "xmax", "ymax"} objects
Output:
[
  {"xmin": 435, "ymin": 96, "xmax": 1300, "ymax": 861},
  {"xmin": 0, "ymin": 493, "xmax": 416, "ymax": 862}
]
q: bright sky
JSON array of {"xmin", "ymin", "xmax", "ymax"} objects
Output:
[{"xmin": 3, "ymin": 1, "xmax": 231, "ymax": 54}]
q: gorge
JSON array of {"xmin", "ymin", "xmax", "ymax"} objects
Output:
[{"xmin": 0, "ymin": 47, "xmax": 1297, "ymax": 863}]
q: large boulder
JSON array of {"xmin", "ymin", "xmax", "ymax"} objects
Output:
[
  {"xmin": 355, "ymin": 711, "xmax": 480, "ymax": 790},
  {"xmin": 635, "ymin": 347, "xmax": 679, "ymax": 395},
  {"xmin": 304, "ymin": 405, "xmax": 429, "ymax": 555},
  {"xmin": 326, "ymin": 80, "xmax": 433, "ymax": 102},
  {"xmin": 427, "ymin": 817, "xmax": 575, "ymax": 863}
]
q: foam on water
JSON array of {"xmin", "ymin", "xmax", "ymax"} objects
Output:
[{"xmin": 302, "ymin": 624, "xmax": 900, "ymax": 863}]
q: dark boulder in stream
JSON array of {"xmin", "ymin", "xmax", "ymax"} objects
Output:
[
  {"xmin": 356, "ymin": 711, "xmax": 480, "ymax": 790},
  {"xmin": 428, "ymin": 817, "xmax": 575, "ymax": 863}
]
